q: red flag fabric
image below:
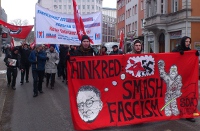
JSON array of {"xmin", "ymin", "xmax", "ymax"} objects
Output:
[
  {"xmin": 10, "ymin": 37, "xmax": 15, "ymax": 50},
  {"xmin": 30, "ymin": 39, "xmax": 36, "ymax": 49},
  {"xmin": 0, "ymin": 19, "xmax": 33, "ymax": 39},
  {"xmin": 119, "ymin": 31, "xmax": 124, "ymax": 50},
  {"xmin": 68, "ymin": 51, "xmax": 200, "ymax": 130},
  {"xmin": 72, "ymin": 0, "xmax": 94, "ymax": 44}
]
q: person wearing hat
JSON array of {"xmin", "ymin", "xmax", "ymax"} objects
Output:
[
  {"xmin": 45, "ymin": 44, "xmax": 59, "ymax": 89},
  {"xmin": 19, "ymin": 42, "xmax": 31, "ymax": 85},
  {"xmin": 73, "ymin": 35, "xmax": 98, "ymax": 56},
  {"xmin": 4, "ymin": 47, "xmax": 21, "ymax": 90},
  {"xmin": 29, "ymin": 44, "xmax": 48, "ymax": 97},
  {"xmin": 127, "ymin": 39, "xmax": 143, "ymax": 54},
  {"xmin": 110, "ymin": 45, "xmax": 123, "ymax": 55}
]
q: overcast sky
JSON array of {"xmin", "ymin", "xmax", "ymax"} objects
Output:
[{"xmin": 1, "ymin": 0, "xmax": 117, "ymax": 25}]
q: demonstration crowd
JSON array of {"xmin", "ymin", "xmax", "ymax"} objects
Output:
[{"xmin": 2, "ymin": 35, "xmax": 198, "ymax": 122}]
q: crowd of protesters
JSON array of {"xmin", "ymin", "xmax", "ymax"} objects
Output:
[{"xmin": 2, "ymin": 35, "xmax": 198, "ymax": 122}]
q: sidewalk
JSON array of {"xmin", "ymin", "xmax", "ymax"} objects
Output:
[{"xmin": 0, "ymin": 53, "xmax": 7, "ymax": 121}]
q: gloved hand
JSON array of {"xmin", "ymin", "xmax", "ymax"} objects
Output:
[
  {"xmin": 46, "ymin": 57, "xmax": 49, "ymax": 60},
  {"xmin": 195, "ymin": 50, "xmax": 199, "ymax": 56},
  {"xmin": 180, "ymin": 50, "xmax": 184, "ymax": 55}
]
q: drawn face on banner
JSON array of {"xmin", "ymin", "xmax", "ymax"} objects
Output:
[
  {"xmin": 77, "ymin": 85, "xmax": 103, "ymax": 123},
  {"xmin": 170, "ymin": 65, "xmax": 178, "ymax": 79}
]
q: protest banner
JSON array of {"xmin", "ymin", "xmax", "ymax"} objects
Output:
[
  {"xmin": 35, "ymin": 4, "xmax": 102, "ymax": 45},
  {"xmin": 68, "ymin": 51, "xmax": 200, "ymax": 130}
]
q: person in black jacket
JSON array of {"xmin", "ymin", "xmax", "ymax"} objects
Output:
[
  {"xmin": 19, "ymin": 43, "xmax": 31, "ymax": 85},
  {"xmin": 109, "ymin": 45, "xmax": 123, "ymax": 55},
  {"xmin": 74, "ymin": 35, "xmax": 98, "ymax": 56},
  {"xmin": 172, "ymin": 36, "xmax": 199, "ymax": 122},
  {"xmin": 4, "ymin": 47, "xmax": 21, "ymax": 90}
]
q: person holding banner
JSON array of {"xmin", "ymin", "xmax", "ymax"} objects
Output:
[
  {"xmin": 29, "ymin": 45, "xmax": 48, "ymax": 97},
  {"xmin": 74, "ymin": 35, "xmax": 98, "ymax": 56},
  {"xmin": 100, "ymin": 46, "xmax": 108, "ymax": 55},
  {"xmin": 172, "ymin": 36, "xmax": 199, "ymax": 122},
  {"xmin": 4, "ymin": 47, "xmax": 21, "ymax": 90},
  {"xmin": 127, "ymin": 39, "xmax": 143, "ymax": 54}
]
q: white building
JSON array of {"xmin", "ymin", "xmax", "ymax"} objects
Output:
[{"xmin": 37, "ymin": 0, "xmax": 103, "ymax": 15}]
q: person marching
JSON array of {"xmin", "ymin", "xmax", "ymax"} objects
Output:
[
  {"xmin": 127, "ymin": 39, "xmax": 143, "ymax": 54},
  {"xmin": 4, "ymin": 47, "xmax": 21, "ymax": 90},
  {"xmin": 19, "ymin": 42, "xmax": 31, "ymax": 85},
  {"xmin": 29, "ymin": 45, "xmax": 47, "ymax": 97},
  {"xmin": 45, "ymin": 45, "xmax": 59, "ymax": 89}
]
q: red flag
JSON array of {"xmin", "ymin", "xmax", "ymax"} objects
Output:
[
  {"xmin": 0, "ymin": 19, "xmax": 33, "ymax": 39},
  {"xmin": 30, "ymin": 38, "xmax": 36, "ymax": 49},
  {"xmin": 119, "ymin": 31, "xmax": 124, "ymax": 50},
  {"xmin": 72, "ymin": 0, "xmax": 94, "ymax": 44},
  {"xmin": 10, "ymin": 37, "xmax": 15, "ymax": 50}
]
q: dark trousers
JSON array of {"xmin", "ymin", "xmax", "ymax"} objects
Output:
[
  {"xmin": 21, "ymin": 65, "xmax": 30, "ymax": 82},
  {"xmin": 32, "ymin": 70, "xmax": 44, "ymax": 95},
  {"xmin": 60, "ymin": 65, "xmax": 66, "ymax": 80},
  {"xmin": 7, "ymin": 67, "xmax": 18, "ymax": 87},
  {"xmin": 46, "ymin": 73, "xmax": 56, "ymax": 87}
]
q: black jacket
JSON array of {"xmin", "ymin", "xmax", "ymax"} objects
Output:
[
  {"xmin": 73, "ymin": 46, "xmax": 98, "ymax": 56},
  {"xmin": 4, "ymin": 51, "xmax": 20, "ymax": 69}
]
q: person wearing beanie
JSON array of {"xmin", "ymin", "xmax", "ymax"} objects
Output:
[
  {"xmin": 29, "ymin": 44, "xmax": 48, "ymax": 97},
  {"xmin": 127, "ymin": 39, "xmax": 143, "ymax": 54},
  {"xmin": 110, "ymin": 45, "xmax": 123, "ymax": 55},
  {"xmin": 45, "ymin": 45, "xmax": 59, "ymax": 89},
  {"xmin": 4, "ymin": 47, "xmax": 21, "ymax": 90},
  {"xmin": 74, "ymin": 35, "xmax": 98, "ymax": 56}
]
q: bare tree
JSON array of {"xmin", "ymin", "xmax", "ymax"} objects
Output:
[
  {"xmin": 26, "ymin": 31, "xmax": 35, "ymax": 44},
  {"xmin": 10, "ymin": 19, "xmax": 29, "ymax": 26}
]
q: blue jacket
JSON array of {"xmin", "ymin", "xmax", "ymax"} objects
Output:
[{"xmin": 29, "ymin": 50, "xmax": 47, "ymax": 71}]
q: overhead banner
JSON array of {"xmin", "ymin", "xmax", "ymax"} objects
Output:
[
  {"xmin": 67, "ymin": 51, "xmax": 200, "ymax": 130},
  {"xmin": 35, "ymin": 4, "xmax": 102, "ymax": 45}
]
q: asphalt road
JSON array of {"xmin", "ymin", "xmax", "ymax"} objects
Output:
[{"xmin": 0, "ymin": 69, "xmax": 200, "ymax": 131}]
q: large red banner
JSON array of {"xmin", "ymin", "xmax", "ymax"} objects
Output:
[{"xmin": 68, "ymin": 51, "xmax": 200, "ymax": 130}]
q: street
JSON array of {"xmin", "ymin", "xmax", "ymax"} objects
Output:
[{"xmin": 0, "ymin": 54, "xmax": 200, "ymax": 131}]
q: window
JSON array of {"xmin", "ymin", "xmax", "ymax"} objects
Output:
[
  {"xmin": 135, "ymin": 5, "xmax": 137, "ymax": 14},
  {"xmin": 59, "ymin": 5, "xmax": 62, "ymax": 9},
  {"xmin": 132, "ymin": 22, "xmax": 134, "ymax": 30},
  {"xmin": 173, "ymin": 0, "xmax": 178, "ymax": 12},
  {"xmin": 59, "ymin": 0, "xmax": 62, "ymax": 2},
  {"xmin": 68, "ymin": 0, "xmax": 71, "ymax": 2},
  {"xmin": 78, "ymin": 5, "xmax": 81, "ymax": 9},
  {"xmin": 68, "ymin": 5, "xmax": 71, "ymax": 9},
  {"xmin": 87, "ymin": 5, "xmax": 90, "ymax": 9},
  {"xmin": 92, "ymin": 0, "xmax": 94, "ymax": 2},
  {"xmin": 54, "ymin": 0, "xmax": 57, "ymax": 2},
  {"xmin": 135, "ymin": 21, "xmax": 137, "ymax": 30},
  {"xmin": 92, "ymin": 5, "xmax": 94, "ymax": 9},
  {"xmin": 88, "ymin": 0, "xmax": 90, "ymax": 2},
  {"xmin": 141, "ymin": 19, "xmax": 144, "ymax": 28},
  {"xmin": 161, "ymin": 0, "xmax": 164, "ymax": 14},
  {"xmin": 83, "ymin": 5, "xmax": 85, "ymax": 9},
  {"xmin": 64, "ymin": 5, "xmax": 66, "ymax": 9},
  {"xmin": 141, "ymin": 1, "xmax": 143, "ymax": 10},
  {"xmin": 132, "ymin": 6, "xmax": 134, "ymax": 15}
]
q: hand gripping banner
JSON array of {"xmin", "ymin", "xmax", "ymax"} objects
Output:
[{"xmin": 67, "ymin": 51, "xmax": 200, "ymax": 130}]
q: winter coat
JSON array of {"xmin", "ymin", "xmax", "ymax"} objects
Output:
[
  {"xmin": 110, "ymin": 49, "xmax": 123, "ymax": 55},
  {"xmin": 45, "ymin": 50, "xmax": 59, "ymax": 73},
  {"xmin": 172, "ymin": 36, "xmax": 191, "ymax": 52},
  {"xmin": 59, "ymin": 46, "xmax": 69, "ymax": 66},
  {"xmin": 73, "ymin": 46, "xmax": 98, "ymax": 56},
  {"xmin": 29, "ymin": 50, "xmax": 47, "ymax": 71},
  {"xmin": 4, "ymin": 51, "xmax": 20, "ymax": 69},
  {"xmin": 19, "ymin": 48, "xmax": 31, "ymax": 68}
]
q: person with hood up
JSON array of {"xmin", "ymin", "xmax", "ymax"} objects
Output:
[
  {"xmin": 45, "ymin": 45, "xmax": 59, "ymax": 89},
  {"xmin": 100, "ymin": 46, "xmax": 108, "ymax": 55},
  {"xmin": 172, "ymin": 36, "xmax": 199, "ymax": 122},
  {"xmin": 4, "ymin": 47, "xmax": 21, "ymax": 90},
  {"xmin": 73, "ymin": 35, "xmax": 98, "ymax": 56},
  {"xmin": 29, "ymin": 44, "xmax": 48, "ymax": 97},
  {"xmin": 127, "ymin": 39, "xmax": 143, "ymax": 54}
]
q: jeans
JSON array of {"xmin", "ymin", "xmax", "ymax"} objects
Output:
[
  {"xmin": 21, "ymin": 65, "xmax": 30, "ymax": 82},
  {"xmin": 32, "ymin": 70, "xmax": 44, "ymax": 95}
]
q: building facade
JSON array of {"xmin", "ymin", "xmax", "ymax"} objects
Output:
[
  {"xmin": 38, "ymin": 0, "xmax": 103, "ymax": 15},
  {"xmin": 144, "ymin": 0, "xmax": 200, "ymax": 53},
  {"xmin": 117, "ymin": 0, "xmax": 125, "ymax": 39},
  {"xmin": 102, "ymin": 7, "xmax": 117, "ymax": 43}
]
